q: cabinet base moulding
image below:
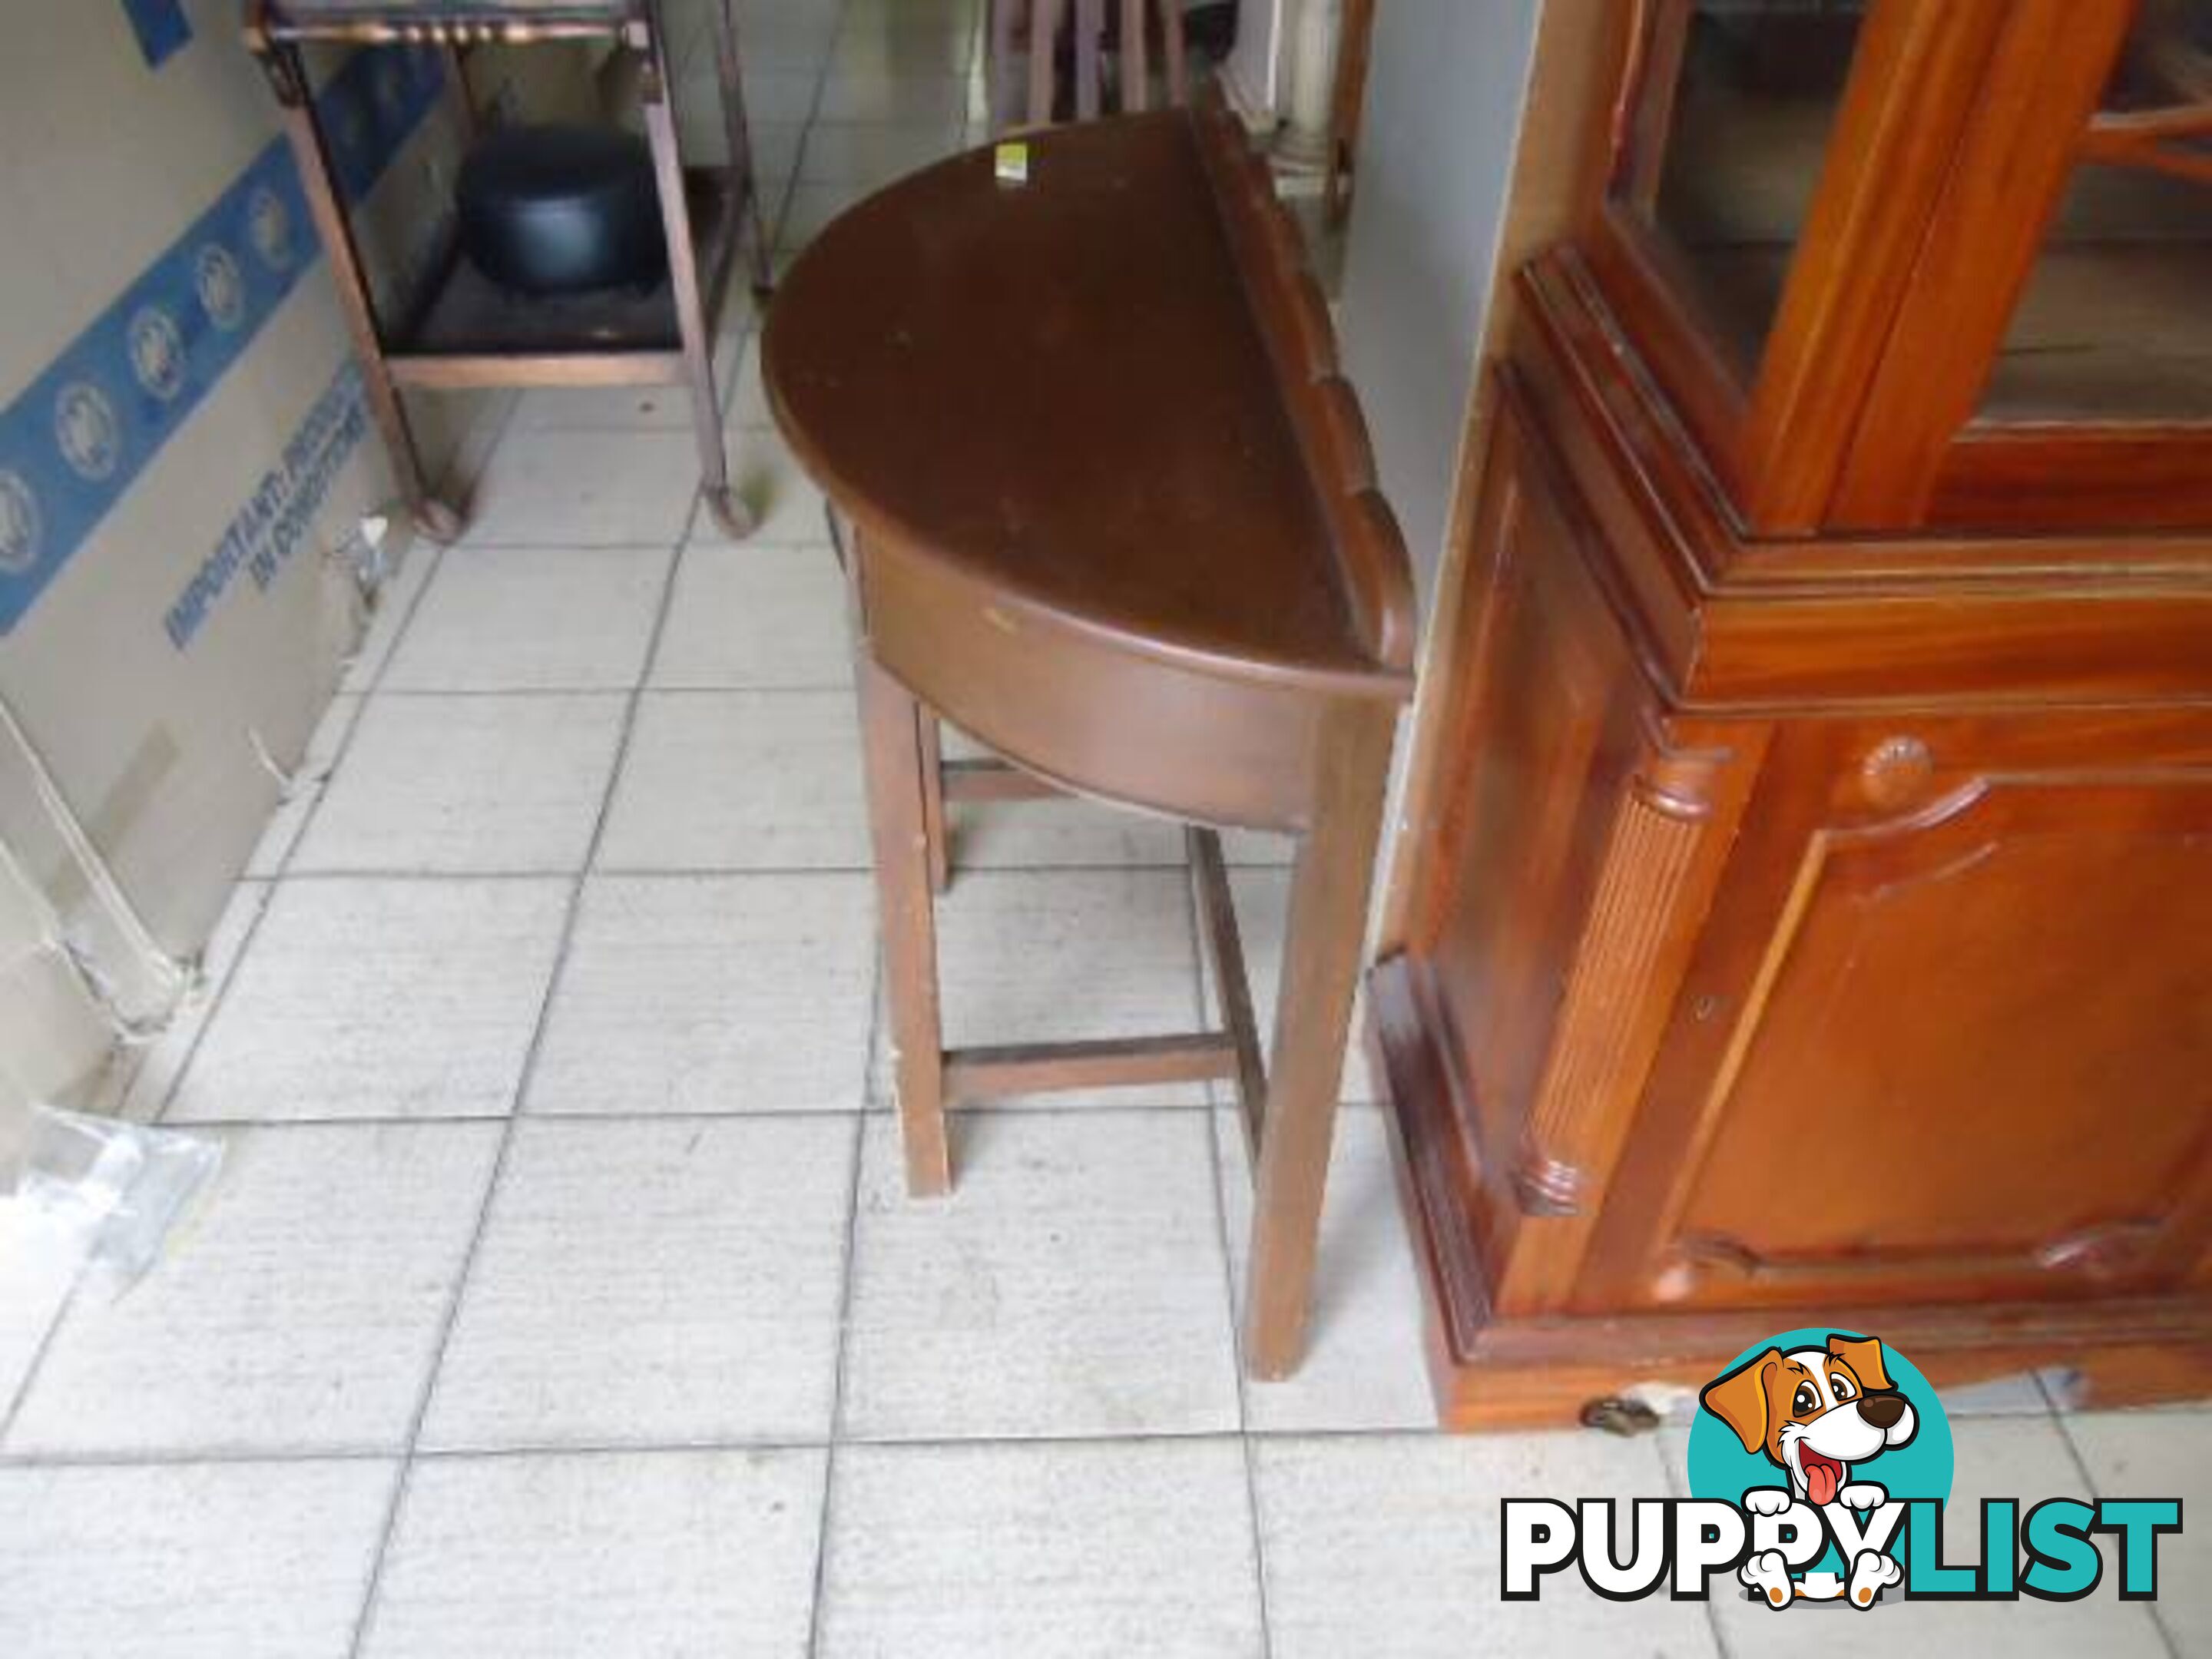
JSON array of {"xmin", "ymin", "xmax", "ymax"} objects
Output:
[{"xmin": 1367, "ymin": 955, "xmax": 2212, "ymax": 1432}]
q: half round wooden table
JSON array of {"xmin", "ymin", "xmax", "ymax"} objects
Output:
[{"xmin": 765, "ymin": 100, "xmax": 1416, "ymax": 1378}]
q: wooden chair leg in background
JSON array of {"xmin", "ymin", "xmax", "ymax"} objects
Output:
[
  {"xmin": 992, "ymin": 0, "xmax": 1186, "ymax": 134},
  {"xmin": 1028, "ymin": 0, "xmax": 1065, "ymax": 127},
  {"xmin": 1157, "ymin": 0, "xmax": 1187, "ymax": 105},
  {"xmin": 1074, "ymin": 0, "xmax": 1105, "ymax": 120},
  {"xmin": 989, "ymin": 0, "xmax": 1022, "ymax": 131},
  {"xmin": 856, "ymin": 645, "xmax": 953, "ymax": 1197},
  {"xmin": 1118, "ymin": 0, "xmax": 1150, "ymax": 111},
  {"xmin": 1243, "ymin": 704, "xmax": 1397, "ymax": 1379}
]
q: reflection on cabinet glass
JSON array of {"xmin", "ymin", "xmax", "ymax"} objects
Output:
[
  {"xmin": 1624, "ymin": 0, "xmax": 1866, "ymax": 377},
  {"xmin": 1982, "ymin": 0, "xmax": 2212, "ymax": 422}
]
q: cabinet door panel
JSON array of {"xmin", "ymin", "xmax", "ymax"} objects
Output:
[
  {"xmin": 1412, "ymin": 384, "xmax": 1660, "ymax": 1287},
  {"xmin": 1622, "ymin": 756, "xmax": 2212, "ymax": 1310}
]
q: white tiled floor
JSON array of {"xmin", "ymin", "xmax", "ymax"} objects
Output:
[
  {"xmin": 528, "ymin": 872, "xmax": 876, "ymax": 1115},
  {"xmin": 839, "ymin": 1111, "xmax": 1242, "ymax": 1441},
  {"xmin": 0, "ymin": 1459, "xmax": 398, "ymax": 1659},
  {"xmin": 597, "ymin": 688, "xmax": 872, "ymax": 870},
  {"xmin": 360, "ymin": 1447, "xmax": 827, "ymax": 1659},
  {"xmin": 4, "ymin": 2, "xmax": 2207, "ymax": 1654},
  {"xmin": 168, "ymin": 878, "xmax": 570, "ymax": 1124},
  {"xmin": 420, "ymin": 1115, "xmax": 854, "ymax": 1449},
  {"xmin": 381, "ymin": 545, "xmax": 675, "ymax": 692}
]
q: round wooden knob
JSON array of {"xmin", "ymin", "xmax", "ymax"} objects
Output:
[{"xmin": 1859, "ymin": 734, "xmax": 1934, "ymax": 809}]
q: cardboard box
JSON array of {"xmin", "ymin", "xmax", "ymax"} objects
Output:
[{"xmin": 0, "ymin": 4, "xmax": 508, "ymax": 1123}]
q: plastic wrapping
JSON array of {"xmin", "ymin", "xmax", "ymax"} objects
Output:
[{"xmin": 2, "ymin": 1105, "xmax": 223, "ymax": 1294}]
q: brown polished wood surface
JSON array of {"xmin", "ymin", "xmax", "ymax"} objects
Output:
[
  {"xmin": 765, "ymin": 108, "xmax": 1411, "ymax": 698},
  {"xmin": 1377, "ymin": 0, "xmax": 2212, "ymax": 1429}
]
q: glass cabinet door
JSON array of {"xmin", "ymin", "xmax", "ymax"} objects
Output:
[
  {"xmin": 1615, "ymin": 0, "xmax": 1869, "ymax": 380},
  {"xmin": 1976, "ymin": 0, "xmax": 2212, "ymax": 424}
]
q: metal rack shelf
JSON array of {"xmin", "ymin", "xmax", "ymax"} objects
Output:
[{"xmin": 246, "ymin": 0, "xmax": 772, "ymax": 540}]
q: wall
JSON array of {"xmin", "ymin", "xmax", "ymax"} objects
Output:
[
  {"xmin": 1334, "ymin": 0, "xmax": 1543, "ymax": 609},
  {"xmin": 1356, "ymin": 0, "xmax": 1635, "ymax": 943},
  {"xmin": 0, "ymin": 2, "xmax": 493, "ymax": 1118},
  {"xmin": 1328, "ymin": 0, "xmax": 1540, "ymax": 955}
]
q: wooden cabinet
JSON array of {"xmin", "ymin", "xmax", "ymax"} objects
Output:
[{"xmin": 1374, "ymin": 0, "xmax": 2212, "ymax": 1427}]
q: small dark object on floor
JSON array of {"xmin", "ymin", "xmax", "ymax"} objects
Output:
[
  {"xmin": 1580, "ymin": 1396, "xmax": 1663, "ymax": 1435},
  {"xmin": 458, "ymin": 124, "xmax": 667, "ymax": 296}
]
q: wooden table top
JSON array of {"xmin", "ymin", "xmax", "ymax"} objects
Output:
[{"xmin": 764, "ymin": 104, "xmax": 1415, "ymax": 698}]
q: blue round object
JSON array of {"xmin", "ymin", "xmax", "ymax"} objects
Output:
[{"xmin": 457, "ymin": 124, "xmax": 666, "ymax": 296}]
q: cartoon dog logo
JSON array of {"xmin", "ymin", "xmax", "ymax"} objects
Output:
[{"xmin": 1701, "ymin": 1333, "xmax": 1918, "ymax": 1607}]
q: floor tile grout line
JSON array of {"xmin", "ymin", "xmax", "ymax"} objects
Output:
[
  {"xmin": 588, "ymin": 857, "xmax": 1260, "ymax": 878},
  {"xmin": 638, "ymin": 534, "xmax": 707, "ymax": 691},
  {"xmin": 270, "ymin": 499, "xmax": 459, "ymax": 883},
  {"xmin": 433, "ymin": 366, "xmax": 530, "ymax": 508},
  {"xmin": 364, "ymin": 536, "xmax": 467, "ymax": 707},
  {"xmin": 0, "ymin": 1266, "xmax": 94, "ymax": 1454},
  {"xmin": 1186, "ymin": 862, "xmax": 1280, "ymax": 1659},
  {"xmin": 244, "ymin": 690, "xmax": 369, "ymax": 876},
  {"xmin": 1655, "ymin": 1438, "xmax": 1737, "ymax": 1657},
  {"xmin": 368, "ymin": 681, "xmax": 859, "ymax": 700},
  {"xmin": 644, "ymin": 677, "xmax": 860, "ymax": 694},
  {"xmin": 267, "ymin": 856, "xmax": 1296, "ymax": 882},
  {"xmin": 340, "ymin": 945, "xmax": 538, "ymax": 1659},
  {"xmin": 373, "ymin": 538, "xmax": 684, "ymax": 555},
  {"xmin": 341, "ymin": 520, "xmax": 689, "ymax": 1659},
  {"xmin": 806, "ymin": 944, "xmax": 876, "ymax": 1657},
  {"xmin": 760, "ymin": 3, "xmax": 841, "ymax": 270},
  {"xmin": 145, "ymin": 882, "xmax": 281, "ymax": 1128},
  {"xmin": 439, "ymin": 532, "xmax": 801, "ymax": 551},
  {"xmin": 352, "ymin": 684, "xmax": 641, "ymax": 703},
  {"xmin": 299, "ymin": 542, "xmax": 446, "ymax": 806},
  {"xmin": 826, "ymin": 942, "xmax": 875, "ymax": 1455},
  {"xmin": 0, "ymin": 1422, "xmax": 1492, "ymax": 1477},
  {"xmin": 2048, "ymin": 1406, "xmax": 2185, "ymax": 1657},
  {"xmin": 108, "ymin": 1098, "xmax": 1372, "ymax": 1134},
  {"xmin": 363, "ymin": 680, "xmax": 699, "ymax": 700}
]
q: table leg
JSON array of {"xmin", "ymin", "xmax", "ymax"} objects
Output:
[
  {"xmin": 856, "ymin": 650, "xmax": 953, "ymax": 1197},
  {"xmin": 918, "ymin": 716, "xmax": 952, "ymax": 894},
  {"xmin": 1243, "ymin": 703, "xmax": 1396, "ymax": 1379}
]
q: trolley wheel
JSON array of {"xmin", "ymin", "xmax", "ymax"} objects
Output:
[
  {"xmin": 706, "ymin": 485, "xmax": 758, "ymax": 540},
  {"xmin": 412, "ymin": 498, "xmax": 467, "ymax": 545}
]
